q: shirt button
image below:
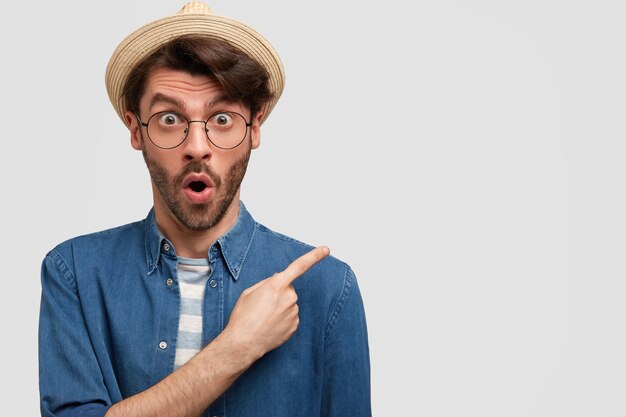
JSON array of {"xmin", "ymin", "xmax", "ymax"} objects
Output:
[
  {"xmin": 163, "ymin": 243, "xmax": 170, "ymax": 252},
  {"xmin": 159, "ymin": 341, "xmax": 168, "ymax": 350},
  {"xmin": 209, "ymin": 279, "xmax": 218, "ymax": 288},
  {"xmin": 166, "ymin": 278, "xmax": 173, "ymax": 286}
]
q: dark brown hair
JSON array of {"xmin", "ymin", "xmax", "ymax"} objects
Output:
[{"xmin": 122, "ymin": 35, "xmax": 273, "ymax": 118}]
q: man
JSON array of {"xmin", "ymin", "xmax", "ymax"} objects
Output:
[{"xmin": 38, "ymin": 3, "xmax": 370, "ymax": 417}]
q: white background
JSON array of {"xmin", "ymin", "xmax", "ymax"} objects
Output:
[{"xmin": 2, "ymin": 0, "xmax": 626, "ymax": 415}]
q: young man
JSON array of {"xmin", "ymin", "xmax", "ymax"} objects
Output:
[{"xmin": 39, "ymin": 3, "xmax": 370, "ymax": 417}]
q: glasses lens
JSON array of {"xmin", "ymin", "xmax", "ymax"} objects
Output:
[
  {"xmin": 206, "ymin": 112, "xmax": 248, "ymax": 149},
  {"xmin": 147, "ymin": 111, "xmax": 187, "ymax": 149}
]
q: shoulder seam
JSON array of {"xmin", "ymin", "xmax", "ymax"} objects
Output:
[
  {"xmin": 324, "ymin": 264, "xmax": 354, "ymax": 339},
  {"xmin": 47, "ymin": 249, "xmax": 78, "ymax": 294}
]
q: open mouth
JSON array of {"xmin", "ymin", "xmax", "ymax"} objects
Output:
[
  {"xmin": 182, "ymin": 173, "xmax": 214, "ymax": 204},
  {"xmin": 188, "ymin": 181, "xmax": 208, "ymax": 193}
]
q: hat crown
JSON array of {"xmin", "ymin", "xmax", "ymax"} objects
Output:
[{"xmin": 178, "ymin": 2, "xmax": 212, "ymax": 15}]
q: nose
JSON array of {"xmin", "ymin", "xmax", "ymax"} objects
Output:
[{"xmin": 182, "ymin": 120, "xmax": 212, "ymax": 161}]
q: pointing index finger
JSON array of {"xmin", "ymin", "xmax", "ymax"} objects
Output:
[{"xmin": 275, "ymin": 246, "xmax": 330, "ymax": 286}]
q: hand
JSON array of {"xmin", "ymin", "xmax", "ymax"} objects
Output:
[{"xmin": 223, "ymin": 246, "xmax": 330, "ymax": 360}]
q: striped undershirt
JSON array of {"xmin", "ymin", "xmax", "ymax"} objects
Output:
[{"xmin": 174, "ymin": 257, "xmax": 211, "ymax": 369}]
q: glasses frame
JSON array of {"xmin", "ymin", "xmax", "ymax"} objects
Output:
[{"xmin": 136, "ymin": 110, "xmax": 253, "ymax": 150}]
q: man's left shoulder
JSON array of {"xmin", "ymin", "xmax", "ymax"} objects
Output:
[
  {"xmin": 252, "ymin": 222, "xmax": 355, "ymax": 284},
  {"xmin": 247, "ymin": 222, "xmax": 365, "ymax": 328}
]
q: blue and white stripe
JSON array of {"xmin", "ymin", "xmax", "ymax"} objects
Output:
[{"xmin": 175, "ymin": 258, "xmax": 211, "ymax": 368}]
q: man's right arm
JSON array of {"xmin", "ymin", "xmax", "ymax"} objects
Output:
[{"xmin": 39, "ymin": 246, "xmax": 329, "ymax": 417}]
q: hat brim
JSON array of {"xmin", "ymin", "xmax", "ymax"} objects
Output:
[{"xmin": 105, "ymin": 12, "xmax": 285, "ymax": 127}]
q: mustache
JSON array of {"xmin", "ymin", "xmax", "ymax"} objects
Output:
[{"xmin": 173, "ymin": 160, "xmax": 222, "ymax": 188}]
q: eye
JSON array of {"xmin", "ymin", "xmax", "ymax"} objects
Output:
[
  {"xmin": 158, "ymin": 112, "xmax": 184, "ymax": 126},
  {"xmin": 211, "ymin": 112, "xmax": 234, "ymax": 127}
]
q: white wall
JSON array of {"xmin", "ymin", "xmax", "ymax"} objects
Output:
[{"xmin": 3, "ymin": 1, "xmax": 626, "ymax": 415}]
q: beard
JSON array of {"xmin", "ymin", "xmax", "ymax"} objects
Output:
[{"xmin": 142, "ymin": 143, "xmax": 251, "ymax": 231}]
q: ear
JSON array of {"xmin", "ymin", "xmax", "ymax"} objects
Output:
[
  {"xmin": 250, "ymin": 111, "xmax": 263, "ymax": 150},
  {"xmin": 125, "ymin": 111, "xmax": 143, "ymax": 151}
]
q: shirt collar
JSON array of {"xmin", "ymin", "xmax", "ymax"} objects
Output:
[
  {"xmin": 216, "ymin": 202, "xmax": 256, "ymax": 281},
  {"xmin": 144, "ymin": 202, "xmax": 256, "ymax": 280}
]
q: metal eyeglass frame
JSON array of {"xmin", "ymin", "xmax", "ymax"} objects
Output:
[{"xmin": 136, "ymin": 111, "xmax": 253, "ymax": 150}]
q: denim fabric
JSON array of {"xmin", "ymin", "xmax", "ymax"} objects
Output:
[{"xmin": 39, "ymin": 203, "xmax": 371, "ymax": 417}]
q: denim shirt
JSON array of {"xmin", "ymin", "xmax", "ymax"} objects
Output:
[{"xmin": 38, "ymin": 203, "xmax": 371, "ymax": 417}]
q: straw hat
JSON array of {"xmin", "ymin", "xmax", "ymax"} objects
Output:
[{"xmin": 105, "ymin": 2, "xmax": 285, "ymax": 127}]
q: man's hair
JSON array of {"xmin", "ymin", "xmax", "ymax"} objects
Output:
[{"xmin": 122, "ymin": 35, "xmax": 273, "ymax": 118}]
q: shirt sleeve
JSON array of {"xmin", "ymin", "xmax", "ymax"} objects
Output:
[
  {"xmin": 39, "ymin": 250, "xmax": 112, "ymax": 417},
  {"xmin": 321, "ymin": 266, "xmax": 372, "ymax": 417}
]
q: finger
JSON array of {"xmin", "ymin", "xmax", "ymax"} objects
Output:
[{"xmin": 275, "ymin": 246, "xmax": 330, "ymax": 286}]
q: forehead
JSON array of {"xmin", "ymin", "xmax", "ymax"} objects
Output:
[{"xmin": 141, "ymin": 67, "xmax": 227, "ymax": 110}]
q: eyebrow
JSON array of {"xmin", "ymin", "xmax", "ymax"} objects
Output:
[
  {"xmin": 148, "ymin": 93, "xmax": 186, "ymax": 111},
  {"xmin": 207, "ymin": 95, "xmax": 235, "ymax": 109}
]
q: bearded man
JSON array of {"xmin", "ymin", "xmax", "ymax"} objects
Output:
[{"xmin": 38, "ymin": 3, "xmax": 370, "ymax": 417}]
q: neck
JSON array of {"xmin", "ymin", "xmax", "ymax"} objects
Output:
[{"xmin": 153, "ymin": 192, "xmax": 241, "ymax": 259}]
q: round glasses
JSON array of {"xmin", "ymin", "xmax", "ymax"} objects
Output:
[{"xmin": 137, "ymin": 111, "xmax": 252, "ymax": 150}]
